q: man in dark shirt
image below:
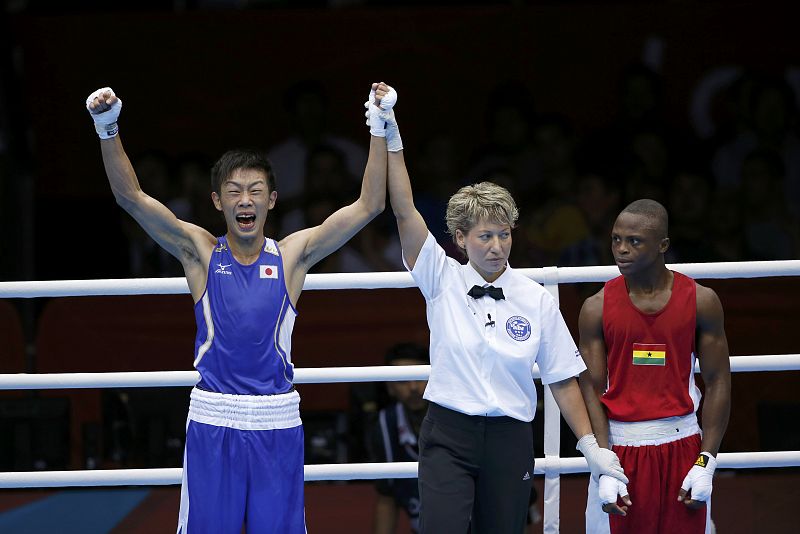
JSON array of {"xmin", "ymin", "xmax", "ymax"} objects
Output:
[{"xmin": 370, "ymin": 343, "xmax": 429, "ymax": 534}]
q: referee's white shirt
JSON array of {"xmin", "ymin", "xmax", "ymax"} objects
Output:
[{"xmin": 408, "ymin": 233, "xmax": 586, "ymax": 422}]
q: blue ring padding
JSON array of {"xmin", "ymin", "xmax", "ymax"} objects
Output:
[{"xmin": 0, "ymin": 487, "xmax": 150, "ymax": 534}]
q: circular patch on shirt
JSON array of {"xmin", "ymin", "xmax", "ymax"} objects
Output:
[{"xmin": 506, "ymin": 316, "xmax": 531, "ymax": 341}]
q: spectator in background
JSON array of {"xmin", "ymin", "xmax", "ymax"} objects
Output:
[
  {"xmin": 168, "ymin": 153, "xmax": 226, "ymax": 236},
  {"xmin": 370, "ymin": 343, "xmax": 430, "ymax": 534},
  {"xmin": 740, "ymin": 148, "xmax": 799, "ymax": 259},
  {"xmin": 705, "ymin": 188, "xmax": 745, "ymax": 262},
  {"xmin": 302, "ymin": 193, "xmax": 402, "ymax": 274},
  {"xmin": 689, "ymin": 67, "xmax": 757, "ymax": 153},
  {"xmin": 617, "ymin": 63, "xmax": 665, "ymax": 131},
  {"xmin": 559, "ymin": 172, "xmax": 621, "ymax": 267},
  {"xmin": 351, "ymin": 210, "xmax": 406, "ymax": 272},
  {"xmin": 466, "ymin": 81, "xmax": 539, "ymax": 197},
  {"xmin": 667, "ymin": 170, "xmax": 713, "ymax": 262},
  {"xmin": 518, "ymin": 113, "xmax": 586, "ymax": 266},
  {"xmin": 621, "ymin": 127, "xmax": 672, "ymax": 206},
  {"xmin": 532, "ymin": 113, "xmax": 580, "ymax": 199},
  {"xmin": 121, "ymin": 150, "xmax": 182, "ymax": 277},
  {"xmin": 161, "ymin": 153, "xmax": 227, "ymax": 276},
  {"xmin": 412, "ymin": 131, "xmax": 465, "ymax": 251},
  {"xmin": 282, "ymin": 143, "xmax": 357, "ymax": 234},
  {"xmin": 584, "ymin": 63, "xmax": 670, "ymax": 177},
  {"xmin": 712, "ymin": 76, "xmax": 800, "ymax": 217},
  {"xmin": 299, "ymin": 144, "xmax": 402, "ymax": 273},
  {"xmin": 268, "ymin": 80, "xmax": 366, "ymax": 204}
]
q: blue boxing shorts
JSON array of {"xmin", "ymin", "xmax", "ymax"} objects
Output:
[{"xmin": 177, "ymin": 387, "xmax": 306, "ymax": 534}]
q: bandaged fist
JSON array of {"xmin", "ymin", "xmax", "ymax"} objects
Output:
[
  {"xmin": 86, "ymin": 87, "xmax": 122, "ymax": 139},
  {"xmin": 678, "ymin": 452, "xmax": 716, "ymax": 508},
  {"xmin": 367, "ymin": 83, "xmax": 402, "ymax": 151},
  {"xmin": 599, "ymin": 474, "xmax": 632, "ymax": 516},
  {"xmin": 364, "ymin": 83, "xmax": 387, "ymax": 137},
  {"xmin": 576, "ymin": 433, "xmax": 629, "ymax": 484},
  {"xmin": 376, "ymin": 83, "xmax": 396, "ymax": 111}
]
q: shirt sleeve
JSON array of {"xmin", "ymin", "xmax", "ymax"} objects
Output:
[
  {"xmin": 405, "ymin": 232, "xmax": 451, "ymax": 301},
  {"xmin": 536, "ymin": 293, "xmax": 587, "ymax": 385}
]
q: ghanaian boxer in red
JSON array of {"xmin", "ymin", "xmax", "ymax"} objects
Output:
[{"xmin": 579, "ymin": 199, "xmax": 731, "ymax": 534}]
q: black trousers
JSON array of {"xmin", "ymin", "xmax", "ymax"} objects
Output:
[{"xmin": 417, "ymin": 403, "xmax": 534, "ymax": 534}]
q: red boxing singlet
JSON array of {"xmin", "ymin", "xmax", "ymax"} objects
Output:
[{"xmin": 601, "ymin": 271, "xmax": 701, "ymax": 422}]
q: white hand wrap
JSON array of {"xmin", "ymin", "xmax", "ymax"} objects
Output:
[
  {"xmin": 381, "ymin": 109, "xmax": 403, "ymax": 152},
  {"xmin": 364, "ymin": 88, "xmax": 386, "ymax": 137},
  {"xmin": 86, "ymin": 87, "xmax": 122, "ymax": 139},
  {"xmin": 598, "ymin": 474, "xmax": 629, "ymax": 505},
  {"xmin": 576, "ymin": 434, "xmax": 629, "ymax": 483},
  {"xmin": 379, "ymin": 85, "xmax": 397, "ymax": 112},
  {"xmin": 378, "ymin": 86, "xmax": 402, "ymax": 152},
  {"xmin": 680, "ymin": 452, "xmax": 717, "ymax": 502}
]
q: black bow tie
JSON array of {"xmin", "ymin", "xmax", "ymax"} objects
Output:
[{"xmin": 468, "ymin": 285, "xmax": 505, "ymax": 300}]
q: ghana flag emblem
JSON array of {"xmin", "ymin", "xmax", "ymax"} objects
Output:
[{"xmin": 632, "ymin": 343, "xmax": 666, "ymax": 366}]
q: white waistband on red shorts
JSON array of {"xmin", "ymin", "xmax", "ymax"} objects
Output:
[
  {"xmin": 608, "ymin": 413, "xmax": 700, "ymax": 447},
  {"xmin": 188, "ymin": 387, "xmax": 301, "ymax": 431}
]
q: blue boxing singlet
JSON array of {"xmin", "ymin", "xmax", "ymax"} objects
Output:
[
  {"xmin": 192, "ymin": 236, "xmax": 297, "ymax": 395},
  {"xmin": 178, "ymin": 236, "xmax": 305, "ymax": 534}
]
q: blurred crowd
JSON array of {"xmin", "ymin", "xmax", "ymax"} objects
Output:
[{"xmin": 122, "ymin": 64, "xmax": 800, "ymax": 278}]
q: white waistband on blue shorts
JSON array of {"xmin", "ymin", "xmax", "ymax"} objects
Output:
[
  {"xmin": 608, "ymin": 413, "xmax": 700, "ymax": 447},
  {"xmin": 188, "ymin": 387, "xmax": 302, "ymax": 431}
]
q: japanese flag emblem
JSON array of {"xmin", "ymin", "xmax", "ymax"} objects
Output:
[{"xmin": 260, "ymin": 265, "xmax": 278, "ymax": 279}]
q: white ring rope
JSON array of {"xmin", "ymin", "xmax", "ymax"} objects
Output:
[
  {"xmin": 1, "ymin": 260, "xmax": 798, "ymax": 298},
  {"xmin": 0, "ymin": 260, "xmax": 798, "ymax": 490},
  {"xmin": 1, "ymin": 451, "xmax": 798, "ymax": 489},
  {"xmin": 0, "ymin": 355, "xmax": 798, "ymax": 390}
]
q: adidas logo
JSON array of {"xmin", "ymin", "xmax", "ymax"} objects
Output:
[{"xmin": 522, "ymin": 471, "xmax": 531, "ymax": 481}]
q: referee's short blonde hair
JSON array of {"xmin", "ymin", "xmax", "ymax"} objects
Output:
[{"xmin": 445, "ymin": 181, "xmax": 519, "ymax": 254}]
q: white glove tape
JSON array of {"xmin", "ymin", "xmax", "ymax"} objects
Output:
[
  {"xmin": 576, "ymin": 433, "xmax": 629, "ymax": 484},
  {"xmin": 86, "ymin": 87, "xmax": 122, "ymax": 139},
  {"xmin": 680, "ymin": 451, "xmax": 717, "ymax": 502},
  {"xmin": 598, "ymin": 474, "xmax": 629, "ymax": 506}
]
